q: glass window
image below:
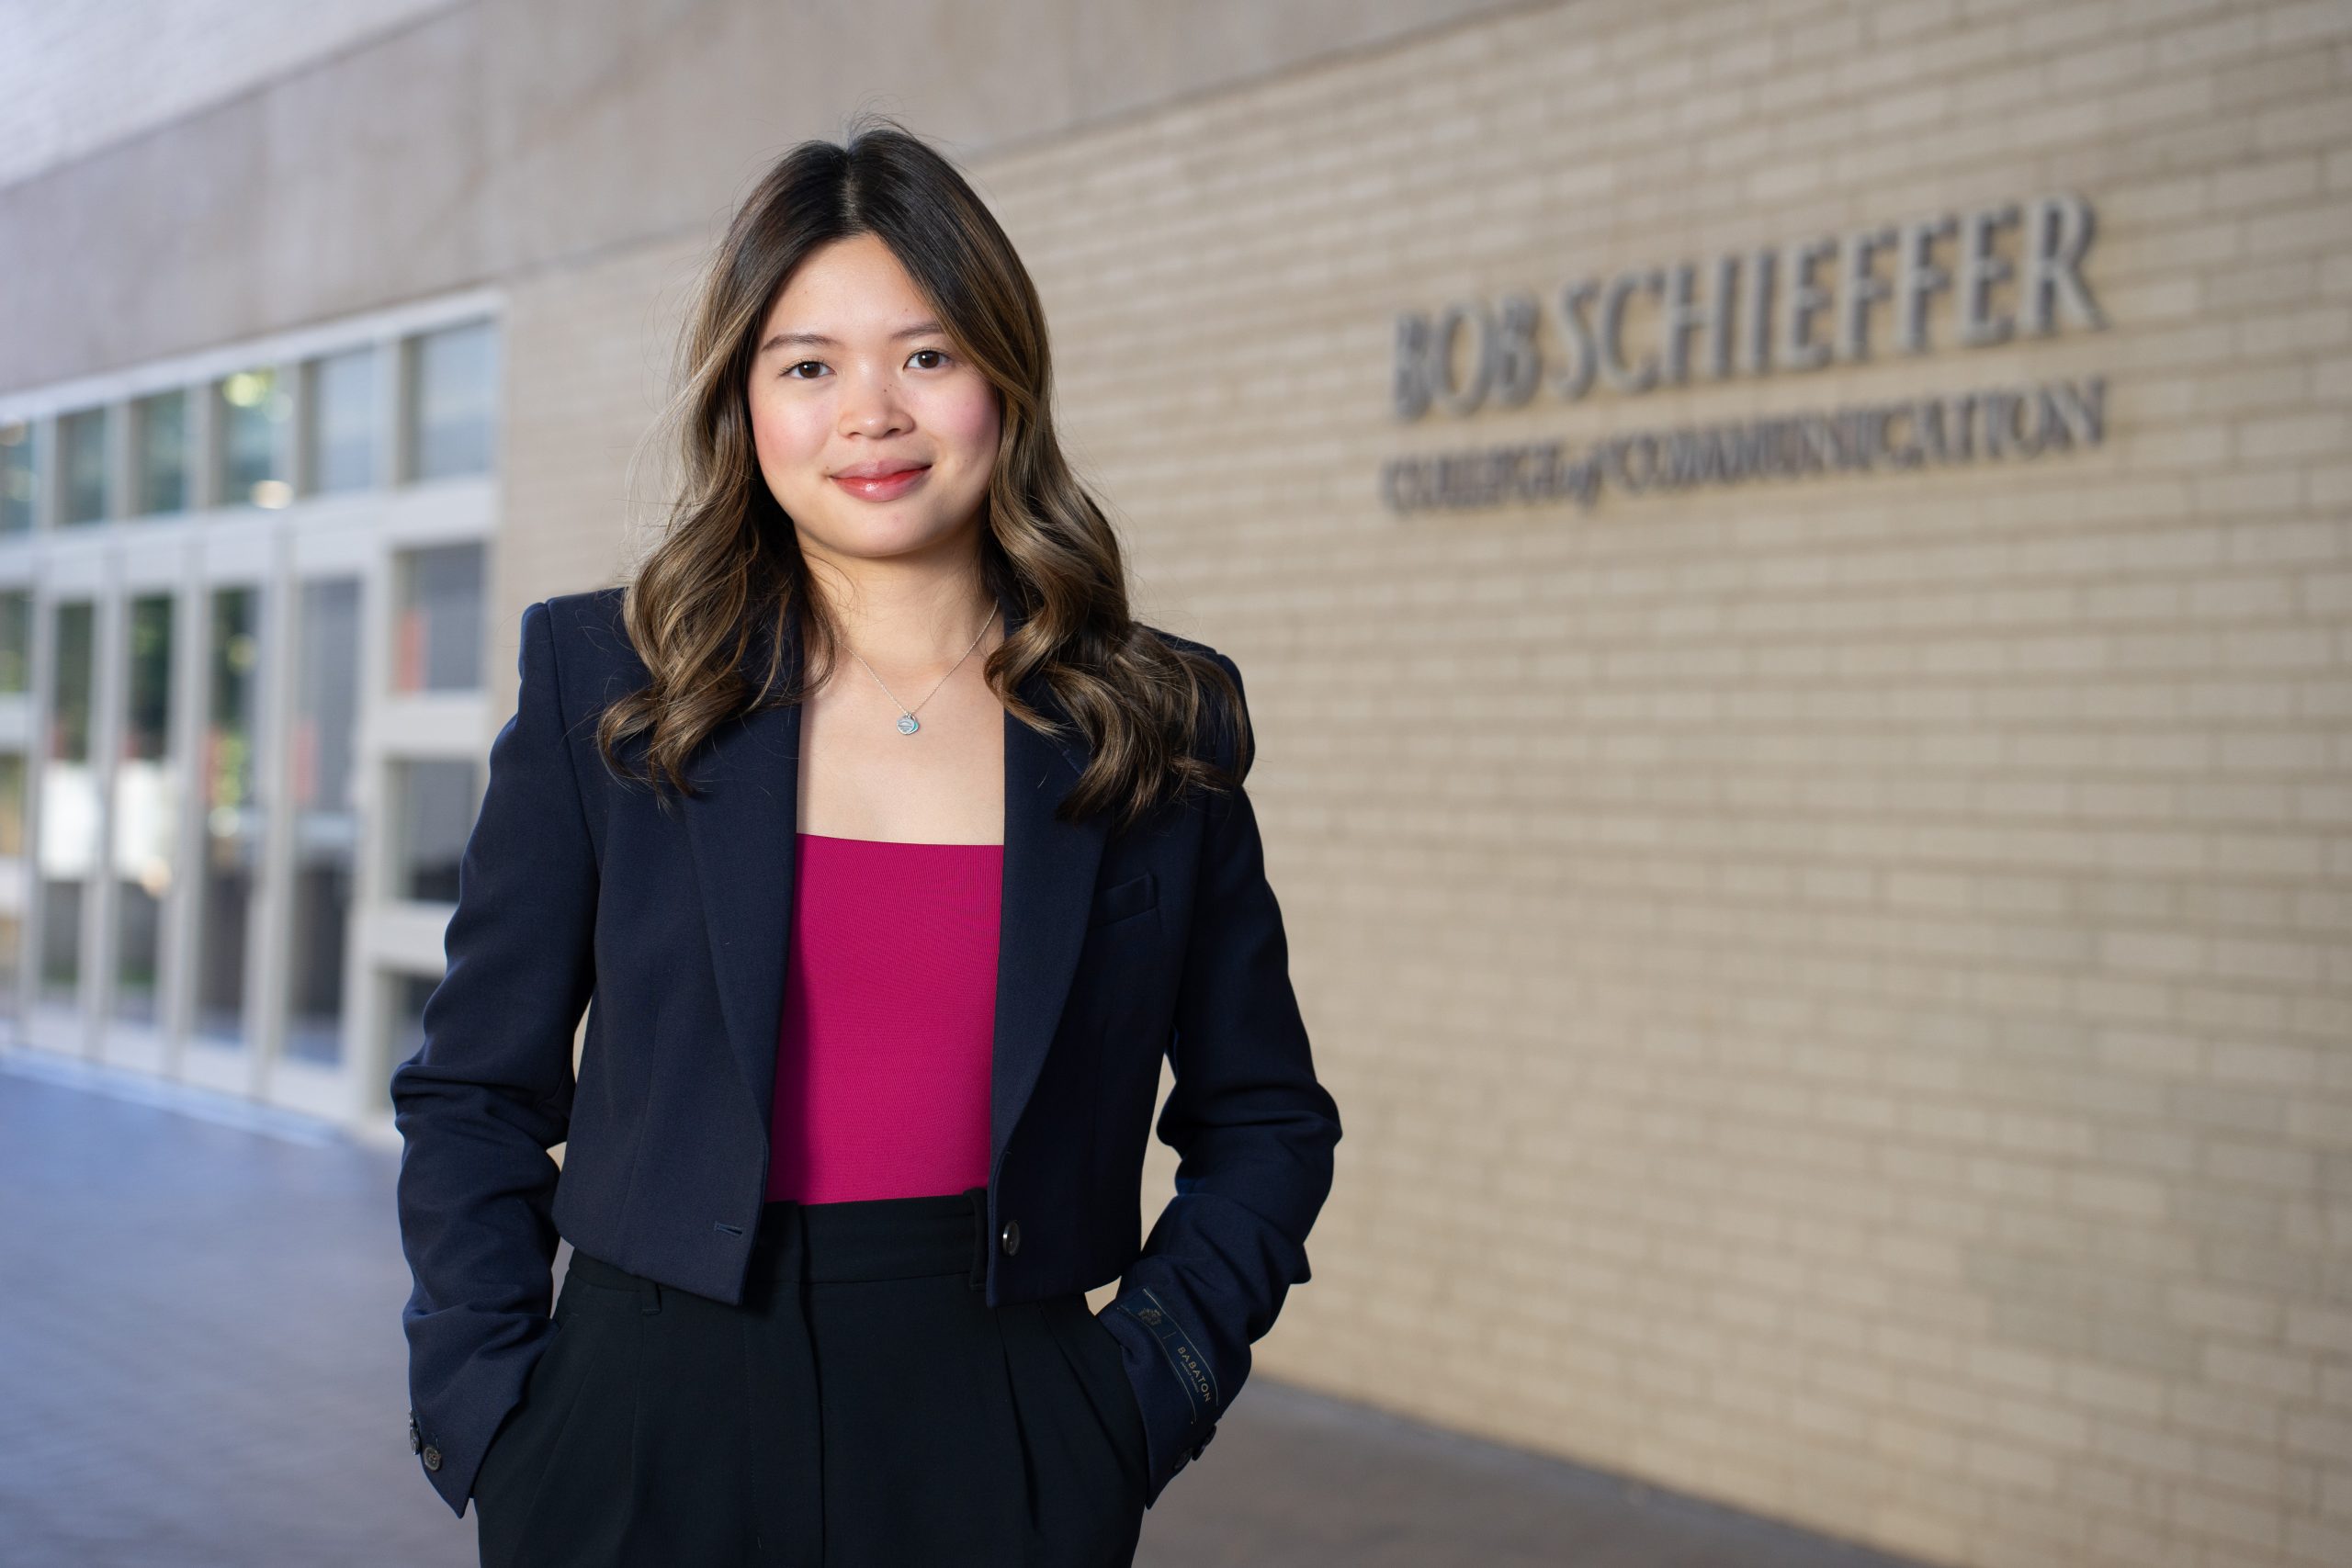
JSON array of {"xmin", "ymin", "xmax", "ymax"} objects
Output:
[
  {"xmin": 61, "ymin": 408, "xmax": 109, "ymax": 525},
  {"xmin": 192, "ymin": 585, "xmax": 265, "ymax": 1047},
  {"xmin": 308, "ymin": 346, "xmax": 378, "ymax": 494},
  {"xmin": 392, "ymin": 541, "xmax": 485, "ymax": 693},
  {"xmin": 45, "ymin": 603, "xmax": 96, "ymax": 760},
  {"xmin": 391, "ymin": 758, "xmax": 476, "ymax": 902},
  {"xmin": 0, "ymin": 752, "xmax": 24, "ymax": 857},
  {"xmin": 133, "ymin": 389, "xmax": 189, "ymax": 516},
  {"xmin": 40, "ymin": 600, "xmax": 98, "ymax": 1007},
  {"xmin": 1, "ymin": 421, "xmax": 31, "ymax": 535},
  {"xmin": 110, "ymin": 593, "xmax": 177, "ymax": 1024},
  {"xmin": 0, "ymin": 589, "xmax": 29, "ymax": 694},
  {"xmin": 217, "ymin": 368, "xmax": 290, "ymax": 509},
  {"xmin": 283, "ymin": 575, "xmax": 361, "ymax": 1065},
  {"xmin": 409, "ymin": 320, "xmax": 497, "ymax": 480},
  {"xmin": 0, "ymin": 910, "xmax": 20, "ymax": 1016}
]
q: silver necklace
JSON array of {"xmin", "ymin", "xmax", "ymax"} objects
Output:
[{"xmin": 848, "ymin": 604, "xmax": 1001, "ymax": 735}]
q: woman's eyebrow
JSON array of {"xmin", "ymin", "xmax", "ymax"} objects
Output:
[{"xmin": 759, "ymin": 320, "xmax": 945, "ymax": 355}]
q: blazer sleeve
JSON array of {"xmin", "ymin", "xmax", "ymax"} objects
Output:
[
  {"xmin": 1094, "ymin": 649, "xmax": 1344, "ymax": 1507},
  {"xmin": 390, "ymin": 597, "xmax": 598, "ymax": 1519}
]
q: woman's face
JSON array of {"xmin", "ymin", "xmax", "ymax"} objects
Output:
[{"xmin": 746, "ymin": 232, "xmax": 1002, "ymax": 578}]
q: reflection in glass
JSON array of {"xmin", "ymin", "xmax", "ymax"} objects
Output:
[
  {"xmin": 308, "ymin": 346, "xmax": 378, "ymax": 494},
  {"xmin": 284, "ymin": 577, "xmax": 360, "ymax": 1065},
  {"xmin": 393, "ymin": 541, "xmax": 485, "ymax": 693},
  {"xmin": 192, "ymin": 586, "xmax": 264, "ymax": 1046},
  {"xmin": 40, "ymin": 601, "xmax": 97, "ymax": 1006},
  {"xmin": 393, "ymin": 759, "xmax": 475, "ymax": 902},
  {"xmin": 218, "ymin": 368, "xmax": 290, "ymax": 509},
  {"xmin": 0, "ymin": 911, "xmax": 19, "ymax": 1015},
  {"xmin": 0, "ymin": 590, "xmax": 29, "ymax": 693},
  {"xmin": 134, "ymin": 390, "xmax": 189, "ymax": 515},
  {"xmin": 410, "ymin": 321, "xmax": 497, "ymax": 480},
  {"xmin": 61, "ymin": 408, "xmax": 109, "ymax": 525},
  {"xmin": 1, "ymin": 422, "xmax": 31, "ymax": 534},
  {"xmin": 0, "ymin": 753, "xmax": 23, "ymax": 856},
  {"xmin": 111, "ymin": 594, "xmax": 177, "ymax": 1024}
]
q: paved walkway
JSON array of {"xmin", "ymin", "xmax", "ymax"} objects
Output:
[{"xmin": 0, "ymin": 1046, "xmax": 1928, "ymax": 1568}]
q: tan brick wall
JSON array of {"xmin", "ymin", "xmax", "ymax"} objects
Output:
[
  {"xmin": 496, "ymin": 248, "xmax": 702, "ymax": 614},
  {"xmin": 492, "ymin": 2, "xmax": 2352, "ymax": 1563},
  {"xmin": 969, "ymin": 4, "xmax": 2343, "ymax": 1566}
]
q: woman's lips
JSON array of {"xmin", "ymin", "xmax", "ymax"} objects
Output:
[{"xmin": 831, "ymin": 465, "xmax": 931, "ymax": 501}]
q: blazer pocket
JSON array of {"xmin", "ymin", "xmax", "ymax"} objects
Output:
[{"xmin": 1088, "ymin": 870, "xmax": 1159, "ymax": 929}]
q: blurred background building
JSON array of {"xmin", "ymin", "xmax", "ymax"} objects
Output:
[{"xmin": 1, "ymin": 3, "xmax": 2345, "ymax": 1566}]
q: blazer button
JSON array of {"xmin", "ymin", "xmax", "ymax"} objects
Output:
[
  {"xmin": 408, "ymin": 1413, "xmax": 422, "ymax": 1455},
  {"xmin": 999, "ymin": 1219, "xmax": 1021, "ymax": 1257},
  {"xmin": 421, "ymin": 1444, "xmax": 443, "ymax": 1472}
]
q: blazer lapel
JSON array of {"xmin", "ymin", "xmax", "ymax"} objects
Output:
[
  {"xmin": 679, "ymin": 586, "xmax": 1112, "ymax": 1180},
  {"xmin": 989, "ymin": 596, "xmax": 1114, "ymax": 1170}
]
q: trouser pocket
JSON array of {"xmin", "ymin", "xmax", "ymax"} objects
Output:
[
  {"xmin": 473, "ymin": 1264, "xmax": 642, "ymax": 1568},
  {"xmin": 1043, "ymin": 1295, "xmax": 1150, "ymax": 1501}
]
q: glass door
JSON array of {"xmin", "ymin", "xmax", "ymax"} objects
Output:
[
  {"xmin": 35, "ymin": 600, "xmax": 98, "ymax": 1030},
  {"xmin": 107, "ymin": 592, "xmax": 177, "ymax": 1028},
  {"xmin": 188, "ymin": 584, "xmax": 266, "ymax": 1053},
  {"xmin": 280, "ymin": 575, "xmax": 362, "ymax": 1068}
]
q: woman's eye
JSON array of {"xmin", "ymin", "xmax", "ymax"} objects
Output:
[{"xmin": 780, "ymin": 350, "xmax": 947, "ymax": 380}]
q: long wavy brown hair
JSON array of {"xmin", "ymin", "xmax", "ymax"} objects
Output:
[{"xmin": 594, "ymin": 112, "xmax": 1249, "ymax": 834}]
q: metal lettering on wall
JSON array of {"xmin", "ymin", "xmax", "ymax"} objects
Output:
[{"xmin": 1383, "ymin": 192, "xmax": 2109, "ymax": 511}]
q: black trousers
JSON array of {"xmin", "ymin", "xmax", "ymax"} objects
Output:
[{"xmin": 472, "ymin": 1187, "xmax": 1150, "ymax": 1567}]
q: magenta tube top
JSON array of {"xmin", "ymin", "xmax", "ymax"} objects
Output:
[{"xmin": 763, "ymin": 831, "xmax": 1005, "ymax": 1205}]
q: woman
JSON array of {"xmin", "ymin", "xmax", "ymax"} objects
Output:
[{"xmin": 390, "ymin": 114, "xmax": 1342, "ymax": 1568}]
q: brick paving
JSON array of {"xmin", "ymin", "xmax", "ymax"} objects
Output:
[{"xmin": 0, "ymin": 1047, "xmax": 1928, "ymax": 1568}]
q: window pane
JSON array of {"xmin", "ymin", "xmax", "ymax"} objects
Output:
[
  {"xmin": 0, "ymin": 911, "xmax": 20, "ymax": 1016},
  {"xmin": 0, "ymin": 752, "xmax": 24, "ymax": 857},
  {"xmin": 308, "ymin": 346, "xmax": 378, "ymax": 494},
  {"xmin": 61, "ymin": 408, "xmax": 108, "ymax": 525},
  {"xmin": 193, "ymin": 585, "xmax": 265, "ymax": 1046},
  {"xmin": 217, "ymin": 368, "xmax": 289, "ymax": 509},
  {"xmin": 0, "ymin": 590, "xmax": 30, "ymax": 694},
  {"xmin": 134, "ymin": 390, "xmax": 189, "ymax": 515},
  {"xmin": 284, "ymin": 576, "xmax": 361, "ymax": 1065},
  {"xmin": 111, "ymin": 593, "xmax": 177, "ymax": 1024},
  {"xmin": 409, "ymin": 321, "xmax": 497, "ymax": 480},
  {"xmin": 1, "ymin": 422, "xmax": 31, "ymax": 535},
  {"xmin": 47, "ymin": 602, "xmax": 95, "ymax": 764},
  {"xmin": 40, "ymin": 600, "xmax": 98, "ymax": 1007},
  {"xmin": 392, "ymin": 758, "xmax": 475, "ymax": 901},
  {"xmin": 392, "ymin": 540, "xmax": 484, "ymax": 693},
  {"xmin": 37, "ymin": 881, "xmax": 82, "ymax": 1007}
]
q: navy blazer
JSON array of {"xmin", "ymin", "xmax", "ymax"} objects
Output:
[{"xmin": 391, "ymin": 583, "xmax": 1342, "ymax": 1518}]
